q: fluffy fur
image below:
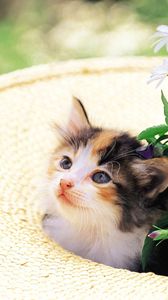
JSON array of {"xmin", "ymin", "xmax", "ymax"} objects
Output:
[{"xmin": 42, "ymin": 97, "xmax": 168, "ymax": 271}]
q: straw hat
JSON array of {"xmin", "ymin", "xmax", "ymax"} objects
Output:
[{"xmin": 1, "ymin": 57, "xmax": 168, "ymax": 299}]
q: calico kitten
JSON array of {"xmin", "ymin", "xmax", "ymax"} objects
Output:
[{"xmin": 42, "ymin": 97, "xmax": 168, "ymax": 271}]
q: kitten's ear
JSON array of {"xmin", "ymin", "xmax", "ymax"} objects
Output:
[
  {"xmin": 133, "ymin": 158, "xmax": 168, "ymax": 204},
  {"xmin": 57, "ymin": 97, "xmax": 91, "ymax": 137},
  {"xmin": 67, "ymin": 97, "xmax": 91, "ymax": 135},
  {"xmin": 55, "ymin": 97, "xmax": 91, "ymax": 140}
]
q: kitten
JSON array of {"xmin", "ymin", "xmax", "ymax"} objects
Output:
[{"xmin": 42, "ymin": 97, "xmax": 168, "ymax": 271}]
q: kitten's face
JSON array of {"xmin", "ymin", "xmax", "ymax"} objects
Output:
[
  {"xmin": 48, "ymin": 129, "xmax": 122, "ymax": 226},
  {"xmin": 46, "ymin": 98, "xmax": 168, "ymax": 230}
]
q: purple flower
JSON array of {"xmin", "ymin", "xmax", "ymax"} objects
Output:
[
  {"xmin": 136, "ymin": 145, "xmax": 154, "ymax": 159},
  {"xmin": 148, "ymin": 231, "xmax": 160, "ymax": 239}
]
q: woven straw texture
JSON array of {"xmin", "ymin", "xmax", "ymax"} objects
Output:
[{"xmin": 1, "ymin": 57, "xmax": 168, "ymax": 300}]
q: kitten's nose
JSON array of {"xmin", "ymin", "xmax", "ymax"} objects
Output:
[{"xmin": 60, "ymin": 179, "xmax": 74, "ymax": 191}]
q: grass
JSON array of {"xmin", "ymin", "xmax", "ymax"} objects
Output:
[{"xmin": 0, "ymin": 0, "xmax": 168, "ymax": 74}]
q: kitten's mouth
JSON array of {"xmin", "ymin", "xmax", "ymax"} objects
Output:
[
  {"xmin": 58, "ymin": 191, "xmax": 76, "ymax": 207},
  {"xmin": 57, "ymin": 190, "xmax": 86, "ymax": 208}
]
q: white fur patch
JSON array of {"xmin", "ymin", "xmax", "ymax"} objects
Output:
[{"xmin": 42, "ymin": 212, "xmax": 146, "ymax": 270}]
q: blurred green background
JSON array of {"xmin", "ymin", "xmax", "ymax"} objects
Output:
[{"xmin": 0, "ymin": 0, "xmax": 168, "ymax": 74}]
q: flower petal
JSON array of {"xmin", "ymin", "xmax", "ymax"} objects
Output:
[
  {"xmin": 157, "ymin": 25, "xmax": 168, "ymax": 34},
  {"xmin": 156, "ymin": 77, "xmax": 166, "ymax": 88},
  {"xmin": 148, "ymin": 231, "xmax": 160, "ymax": 239},
  {"xmin": 152, "ymin": 25, "xmax": 168, "ymax": 52},
  {"xmin": 154, "ymin": 38, "xmax": 168, "ymax": 53},
  {"xmin": 148, "ymin": 59, "xmax": 168, "ymax": 87}
]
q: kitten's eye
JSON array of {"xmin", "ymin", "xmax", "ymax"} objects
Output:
[
  {"xmin": 92, "ymin": 171, "xmax": 111, "ymax": 184},
  {"xmin": 60, "ymin": 156, "xmax": 72, "ymax": 170}
]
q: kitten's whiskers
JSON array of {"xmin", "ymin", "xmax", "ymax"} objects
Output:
[
  {"xmin": 101, "ymin": 139, "xmax": 117, "ymax": 162},
  {"xmin": 113, "ymin": 149, "xmax": 139, "ymax": 160},
  {"xmin": 109, "ymin": 160, "xmax": 121, "ymax": 183}
]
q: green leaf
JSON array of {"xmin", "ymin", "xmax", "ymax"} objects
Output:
[
  {"xmin": 155, "ymin": 212, "xmax": 168, "ymax": 229},
  {"xmin": 153, "ymin": 229, "xmax": 168, "ymax": 241},
  {"xmin": 137, "ymin": 124, "xmax": 168, "ymax": 141},
  {"xmin": 141, "ymin": 212, "xmax": 168, "ymax": 271},
  {"xmin": 141, "ymin": 235, "xmax": 155, "ymax": 271},
  {"xmin": 161, "ymin": 90, "xmax": 168, "ymax": 125},
  {"xmin": 155, "ymin": 134, "xmax": 168, "ymax": 143}
]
